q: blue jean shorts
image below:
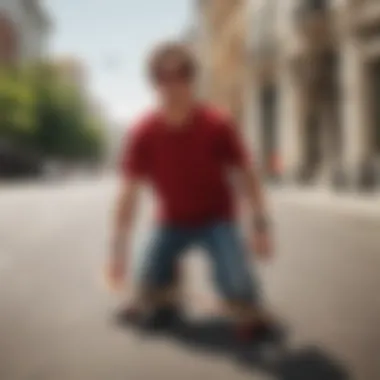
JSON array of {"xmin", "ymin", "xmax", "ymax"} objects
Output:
[{"xmin": 137, "ymin": 221, "xmax": 260, "ymax": 305}]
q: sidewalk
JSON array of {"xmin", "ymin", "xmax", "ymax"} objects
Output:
[{"xmin": 268, "ymin": 186, "xmax": 380, "ymax": 219}]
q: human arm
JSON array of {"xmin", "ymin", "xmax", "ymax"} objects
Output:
[
  {"xmin": 220, "ymin": 121, "xmax": 272, "ymax": 259},
  {"xmin": 107, "ymin": 178, "xmax": 141, "ymax": 291},
  {"xmin": 106, "ymin": 126, "xmax": 149, "ymax": 290}
]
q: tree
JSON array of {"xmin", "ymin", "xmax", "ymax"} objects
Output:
[
  {"xmin": 30, "ymin": 63, "xmax": 105, "ymax": 162},
  {"xmin": 0, "ymin": 62, "xmax": 106, "ymax": 169},
  {"xmin": 0, "ymin": 68, "xmax": 36, "ymax": 145}
]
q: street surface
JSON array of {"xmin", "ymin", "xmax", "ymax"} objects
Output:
[{"xmin": 0, "ymin": 177, "xmax": 379, "ymax": 380}]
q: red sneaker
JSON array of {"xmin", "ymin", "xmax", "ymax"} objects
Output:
[{"xmin": 235, "ymin": 319, "xmax": 274, "ymax": 344}]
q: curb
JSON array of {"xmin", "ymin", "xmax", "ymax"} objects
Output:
[{"xmin": 269, "ymin": 189, "xmax": 380, "ymax": 219}]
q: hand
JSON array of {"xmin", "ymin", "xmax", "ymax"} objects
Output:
[
  {"xmin": 105, "ymin": 253, "xmax": 126, "ymax": 293},
  {"xmin": 252, "ymin": 230, "xmax": 273, "ymax": 261}
]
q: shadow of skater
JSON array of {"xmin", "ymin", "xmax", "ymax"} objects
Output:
[{"xmin": 132, "ymin": 316, "xmax": 350, "ymax": 380}]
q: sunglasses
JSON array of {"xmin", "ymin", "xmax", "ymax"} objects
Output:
[{"xmin": 154, "ymin": 63, "xmax": 195, "ymax": 84}]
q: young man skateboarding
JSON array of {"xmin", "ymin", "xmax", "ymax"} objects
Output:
[{"xmin": 107, "ymin": 42, "xmax": 273, "ymax": 341}]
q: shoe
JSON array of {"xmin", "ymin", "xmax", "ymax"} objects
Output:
[
  {"xmin": 235, "ymin": 318, "xmax": 277, "ymax": 344},
  {"xmin": 140, "ymin": 306, "xmax": 183, "ymax": 332}
]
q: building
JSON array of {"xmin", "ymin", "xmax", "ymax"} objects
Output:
[
  {"xmin": 245, "ymin": 0, "xmax": 281, "ymax": 179},
  {"xmin": 195, "ymin": 0, "xmax": 380, "ymax": 190},
  {"xmin": 0, "ymin": 0, "xmax": 50, "ymax": 64},
  {"xmin": 341, "ymin": 0, "xmax": 380, "ymax": 190},
  {"xmin": 243, "ymin": 0, "xmax": 380, "ymax": 190},
  {"xmin": 195, "ymin": 0, "xmax": 249, "ymax": 127}
]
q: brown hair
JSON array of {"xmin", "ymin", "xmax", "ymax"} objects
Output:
[{"xmin": 147, "ymin": 41, "xmax": 197, "ymax": 81}]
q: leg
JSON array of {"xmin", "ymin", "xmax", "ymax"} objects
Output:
[
  {"xmin": 198, "ymin": 222, "xmax": 269, "ymax": 338},
  {"xmin": 138, "ymin": 225, "xmax": 193, "ymax": 309},
  {"xmin": 115, "ymin": 225, "xmax": 191, "ymax": 327},
  {"xmin": 198, "ymin": 222, "xmax": 260, "ymax": 306}
]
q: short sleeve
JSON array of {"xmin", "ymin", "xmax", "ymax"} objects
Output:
[
  {"xmin": 219, "ymin": 120, "xmax": 250, "ymax": 168},
  {"xmin": 120, "ymin": 125, "xmax": 150, "ymax": 180}
]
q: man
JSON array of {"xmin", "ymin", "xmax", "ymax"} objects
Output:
[{"xmin": 107, "ymin": 41, "xmax": 273, "ymax": 341}]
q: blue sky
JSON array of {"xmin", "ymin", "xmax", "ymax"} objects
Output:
[{"xmin": 46, "ymin": 0, "xmax": 193, "ymax": 124}]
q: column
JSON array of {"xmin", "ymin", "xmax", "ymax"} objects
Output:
[
  {"xmin": 340, "ymin": 37, "xmax": 368, "ymax": 188},
  {"xmin": 278, "ymin": 57, "xmax": 305, "ymax": 182},
  {"xmin": 318, "ymin": 98, "xmax": 339, "ymax": 184},
  {"xmin": 243, "ymin": 71, "xmax": 264, "ymax": 171}
]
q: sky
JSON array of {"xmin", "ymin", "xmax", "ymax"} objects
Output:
[{"xmin": 45, "ymin": 0, "xmax": 193, "ymax": 125}]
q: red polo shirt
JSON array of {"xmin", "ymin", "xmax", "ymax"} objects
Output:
[{"xmin": 121, "ymin": 105, "xmax": 249, "ymax": 226}]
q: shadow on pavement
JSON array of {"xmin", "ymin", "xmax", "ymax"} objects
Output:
[{"xmin": 124, "ymin": 316, "xmax": 350, "ymax": 380}]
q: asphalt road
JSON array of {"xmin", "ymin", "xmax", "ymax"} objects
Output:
[{"xmin": 0, "ymin": 178, "xmax": 379, "ymax": 380}]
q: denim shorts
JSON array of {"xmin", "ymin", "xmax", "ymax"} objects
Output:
[{"xmin": 137, "ymin": 221, "xmax": 260, "ymax": 304}]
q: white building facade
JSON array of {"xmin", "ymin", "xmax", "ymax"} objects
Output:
[
  {"xmin": 0, "ymin": 0, "xmax": 50, "ymax": 63},
  {"xmin": 245, "ymin": 0, "xmax": 380, "ymax": 191}
]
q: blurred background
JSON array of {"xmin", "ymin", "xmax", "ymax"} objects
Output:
[
  {"xmin": 0, "ymin": 1, "xmax": 379, "ymax": 380},
  {"xmin": 196, "ymin": 0, "xmax": 380, "ymax": 192}
]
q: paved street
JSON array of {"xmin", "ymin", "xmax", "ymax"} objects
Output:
[{"xmin": 0, "ymin": 177, "xmax": 379, "ymax": 380}]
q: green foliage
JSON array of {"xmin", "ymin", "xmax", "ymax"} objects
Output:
[
  {"xmin": 0, "ymin": 63, "xmax": 105, "ymax": 162},
  {"xmin": 0, "ymin": 68, "xmax": 36, "ymax": 144}
]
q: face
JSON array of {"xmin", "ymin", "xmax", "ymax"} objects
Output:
[{"xmin": 152, "ymin": 54, "xmax": 195, "ymax": 106}]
